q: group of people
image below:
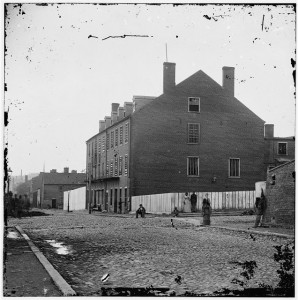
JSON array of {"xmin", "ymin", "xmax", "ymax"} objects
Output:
[
  {"xmin": 5, "ymin": 193, "xmax": 30, "ymax": 219},
  {"xmin": 135, "ymin": 190, "xmax": 267, "ymax": 228},
  {"xmin": 182, "ymin": 192, "xmax": 212, "ymax": 225}
]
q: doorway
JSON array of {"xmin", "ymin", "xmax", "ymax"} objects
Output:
[{"xmin": 114, "ymin": 188, "xmax": 118, "ymax": 213}]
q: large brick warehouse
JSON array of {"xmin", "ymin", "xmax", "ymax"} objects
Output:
[{"xmin": 86, "ymin": 62, "xmax": 294, "ymax": 213}]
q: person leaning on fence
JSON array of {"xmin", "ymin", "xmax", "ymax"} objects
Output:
[
  {"xmin": 202, "ymin": 198, "xmax": 212, "ymax": 226},
  {"xmin": 136, "ymin": 204, "xmax": 146, "ymax": 218}
]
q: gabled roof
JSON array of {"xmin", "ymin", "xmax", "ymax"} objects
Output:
[
  {"xmin": 176, "ymin": 69, "xmax": 265, "ymax": 123},
  {"xmin": 133, "ymin": 68, "xmax": 265, "ymax": 124}
]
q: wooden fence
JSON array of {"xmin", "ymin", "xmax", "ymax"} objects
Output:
[{"xmin": 132, "ymin": 191, "xmax": 256, "ymax": 214}]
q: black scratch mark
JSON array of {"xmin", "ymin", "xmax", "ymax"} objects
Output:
[
  {"xmin": 102, "ymin": 34, "xmax": 152, "ymax": 41},
  {"xmin": 88, "ymin": 34, "xmax": 98, "ymax": 39},
  {"xmin": 261, "ymin": 14, "xmax": 265, "ymax": 31},
  {"xmin": 4, "ymin": 111, "xmax": 9, "ymax": 127},
  {"xmin": 203, "ymin": 14, "xmax": 211, "ymax": 20},
  {"xmin": 291, "ymin": 58, "xmax": 296, "ymax": 87}
]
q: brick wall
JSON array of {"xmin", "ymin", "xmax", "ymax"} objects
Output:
[
  {"xmin": 265, "ymin": 161, "xmax": 295, "ymax": 226},
  {"xmin": 42, "ymin": 184, "xmax": 85, "ymax": 208},
  {"xmin": 130, "ymin": 71, "xmax": 265, "ymax": 196}
]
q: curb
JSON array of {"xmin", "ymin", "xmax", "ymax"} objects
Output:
[
  {"xmin": 210, "ymin": 225, "xmax": 294, "ymax": 240},
  {"xmin": 15, "ymin": 226, "xmax": 76, "ymax": 296}
]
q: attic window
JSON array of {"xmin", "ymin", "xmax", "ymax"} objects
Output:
[{"xmin": 188, "ymin": 97, "xmax": 200, "ymax": 112}]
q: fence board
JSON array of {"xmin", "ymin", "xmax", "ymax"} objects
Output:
[{"xmin": 131, "ymin": 189, "xmax": 256, "ymax": 214}]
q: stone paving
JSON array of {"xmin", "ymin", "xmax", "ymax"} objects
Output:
[{"xmin": 8, "ymin": 210, "xmax": 288, "ymax": 296}]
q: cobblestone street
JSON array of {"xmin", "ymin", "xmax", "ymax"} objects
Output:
[{"xmin": 8, "ymin": 210, "xmax": 287, "ymax": 296}]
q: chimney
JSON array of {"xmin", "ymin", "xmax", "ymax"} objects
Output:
[
  {"xmin": 117, "ymin": 106, "xmax": 125, "ymax": 120},
  {"xmin": 124, "ymin": 102, "xmax": 133, "ymax": 117},
  {"xmin": 163, "ymin": 62, "xmax": 176, "ymax": 94},
  {"xmin": 50, "ymin": 169, "xmax": 57, "ymax": 173},
  {"xmin": 99, "ymin": 120, "xmax": 105, "ymax": 132},
  {"xmin": 64, "ymin": 167, "xmax": 69, "ymax": 174},
  {"xmin": 264, "ymin": 124, "xmax": 274, "ymax": 138},
  {"xmin": 104, "ymin": 116, "xmax": 111, "ymax": 128},
  {"xmin": 71, "ymin": 170, "xmax": 77, "ymax": 174},
  {"xmin": 222, "ymin": 66, "xmax": 235, "ymax": 97},
  {"xmin": 111, "ymin": 103, "xmax": 120, "ymax": 124},
  {"xmin": 133, "ymin": 95, "xmax": 155, "ymax": 112}
]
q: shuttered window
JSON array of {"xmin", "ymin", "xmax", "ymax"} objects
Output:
[
  {"xmin": 229, "ymin": 158, "xmax": 240, "ymax": 177},
  {"xmin": 187, "ymin": 157, "xmax": 199, "ymax": 176}
]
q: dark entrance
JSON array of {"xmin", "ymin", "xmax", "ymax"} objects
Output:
[
  {"xmin": 119, "ymin": 188, "xmax": 122, "ymax": 214},
  {"xmin": 114, "ymin": 188, "xmax": 118, "ymax": 213},
  {"xmin": 52, "ymin": 198, "xmax": 57, "ymax": 209}
]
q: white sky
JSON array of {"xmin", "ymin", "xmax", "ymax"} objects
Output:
[{"xmin": 4, "ymin": 3, "xmax": 296, "ymax": 176}]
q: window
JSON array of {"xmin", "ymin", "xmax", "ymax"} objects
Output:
[
  {"xmin": 110, "ymin": 161, "xmax": 113, "ymax": 177},
  {"xmin": 102, "ymin": 136, "xmax": 105, "ymax": 152},
  {"xmin": 114, "ymin": 157, "xmax": 118, "ymax": 176},
  {"xmin": 124, "ymin": 155, "xmax": 128, "ymax": 176},
  {"xmin": 120, "ymin": 126, "xmax": 123, "ymax": 145},
  {"xmin": 115, "ymin": 129, "xmax": 118, "ymax": 147},
  {"xmin": 106, "ymin": 133, "xmax": 110, "ymax": 150},
  {"xmin": 188, "ymin": 123, "xmax": 200, "ymax": 144},
  {"xmin": 106, "ymin": 161, "xmax": 109, "ymax": 176},
  {"xmin": 229, "ymin": 158, "xmax": 240, "ymax": 177},
  {"xmin": 98, "ymin": 137, "xmax": 101, "ymax": 153},
  {"xmin": 188, "ymin": 97, "xmax": 200, "ymax": 112},
  {"xmin": 119, "ymin": 156, "xmax": 123, "ymax": 175},
  {"xmin": 278, "ymin": 142, "xmax": 287, "ymax": 155},
  {"xmin": 187, "ymin": 157, "xmax": 199, "ymax": 176},
  {"xmin": 111, "ymin": 131, "xmax": 114, "ymax": 148},
  {"xmin": 125, "ymin": 123, "xmax": 129, "ymax": 144}
]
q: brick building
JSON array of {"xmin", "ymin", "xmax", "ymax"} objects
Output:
[
  {"xmin": 264, "ymin": 124, "xmax": 295, "ymax": 170},
  {"xmin": 31, "ymin": 168, "xmax": 86, "ymax": 209},
  {"xmin": 86, "ymin": 61, "xmax": 292, "ymax": 213},
  {"xmin": 264, "ymin": 160, "xmax": 295, "ymax": 226}
]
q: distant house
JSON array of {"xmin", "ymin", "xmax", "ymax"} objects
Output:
[
  {"xmin": 264, "ymin": 160, "xmax": 295, "ymax": 226},
  {"xmin": 264, "ymin": 125, "xmax": 295, "ymax": 171},
  {"xmin": 31, "ymin": 167, "xmax": 86, "ymax": 209}
]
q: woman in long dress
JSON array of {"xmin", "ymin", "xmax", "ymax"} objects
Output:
[{"xmin": 183, "ymin": 192, "xmax": 191, "ymax": 212}]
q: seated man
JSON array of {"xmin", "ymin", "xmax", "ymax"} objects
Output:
[
  {"xmin": 173, "ymin": 207, "xmax": 179, "ymax": 217},
  {"xmin": 136, "ymin": 204, "xmax": 146, "ymax": 218}
]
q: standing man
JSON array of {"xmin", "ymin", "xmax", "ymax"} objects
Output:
[
  {"xmin": 253, "ymin": 191, "xmax": 266, "ymax": 228},
  {"xmin": 190, "ymin": 192, "xmax": 197, "ymax": 212}
]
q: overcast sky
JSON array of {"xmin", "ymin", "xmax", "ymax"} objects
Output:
[{"xmin": 5, "ymin": 3, "xmax": 296, "ymax": 176}]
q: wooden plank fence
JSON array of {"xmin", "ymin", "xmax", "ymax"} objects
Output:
[{"xmin": 131, "ymin": 191, "xmax": 256, "ymax": 214}]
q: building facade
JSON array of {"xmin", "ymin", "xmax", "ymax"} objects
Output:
[
  {"xmin": 31, "ymin": 168, "xmax": 86, "ymax": 209},
  {"xmin": 86, "ymin": 62, "xmax": 295, "ymax": 213}
]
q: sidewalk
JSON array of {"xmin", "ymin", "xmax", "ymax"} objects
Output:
[{"xmin": 3, "ymin": 226, "xmax": 62, "ymax": 297}]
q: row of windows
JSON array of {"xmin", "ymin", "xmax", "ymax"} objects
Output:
[
  {"xmin": 107, "ymin": 123, "xmax": 129, "ymax": 150},
  {"xmin": 187, "ymin": 157, "xmax": 240, "ymax": 177},
  {"xmin": 106, "ymin": 155, "xmax": 128, "ymax": 177},
  {"xmin": 88, "ymin": 123, "xmax": 129, "ymax": 157}
]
